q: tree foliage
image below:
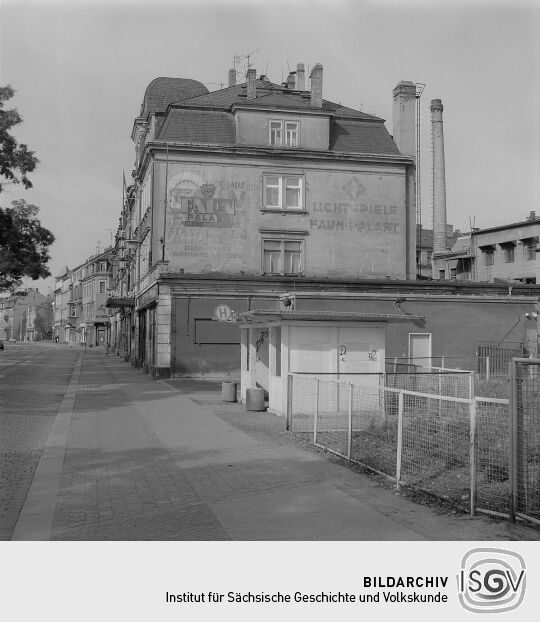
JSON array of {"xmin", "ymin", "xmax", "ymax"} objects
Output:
[
  {"xmin": 0, "ymin": 85, "xmax": 39, "ymax": 192},
  {"xmin": 0, "ymin": 199, "xmax": 55, "ymax": 291},
  {"xmin": 0, "ymin": 86, "xmax": 54, "ymax": 292}
]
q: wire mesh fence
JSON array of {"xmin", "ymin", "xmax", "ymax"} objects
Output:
[
  {"xmin": 350, "ymin": 384, "xmax": 400, "ymax": 477},
  {"xmin": 511, "ymin": 359, "xmax": 540, "ymax": 525},
  {"xmin": 399, "ymin": 391, "xmax": 471, "ymax": 506},
  {"xmin": 475, "ymin": 397, "xmax": 510, "ymax": 517},
  {"xmin": 286, "ymin": 368, "xmax": 537, "ymax": 525}
]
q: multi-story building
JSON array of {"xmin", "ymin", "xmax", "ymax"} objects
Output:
[
  {"xmin": 416, "ymin": 224, "xmax": 460, "ymax": 279},
  {"xmin": 106, "ymin": 65, "xmax": 540, "ymax": 380},
  {"xmin": 0, "ymin": 288, "xmax": 48, "ymax": 341},
  {"xmin": 53, "ymin": 250, "xmax": 113, "ymax": 345},
  {"xmin": 433, "ymin": 212, "xmax": 539, "ymax": 283},
  {"xmin": 113, "ymin": 65, "xmax": 419, "ymax": 377}
]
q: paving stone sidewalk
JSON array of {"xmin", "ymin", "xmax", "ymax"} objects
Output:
[{"xmin": 12, "ymin": 349, "xmax": 539, "ymax": 541}]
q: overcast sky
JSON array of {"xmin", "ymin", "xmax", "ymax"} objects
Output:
[{"xmin": 1, "ymin": 0, "xmax": 538, "ymax": 294}]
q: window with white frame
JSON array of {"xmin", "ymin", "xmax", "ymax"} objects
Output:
[
  {"xmin": 99, "ymin": 280, "xmax": 106, "ymax": 294},
  {"xmin": 262, "ymin": 238, "xmax": 303, "ymax": 275},
  {"xmin": 263, "ymin": 174, "xmax": 303, "ymax": 210},
  {"xmin": 268, "ymin": 120, "xmax": 299, "ymax": 147},
  {"xmin": 99, "ymin": 262, "xmax": 107, "ymax": 272},
  {"xmin": 70, "ymin": 307, "xmax": 76, "ymax": 318}
]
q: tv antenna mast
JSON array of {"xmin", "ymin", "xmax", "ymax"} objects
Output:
[{"xmin": 233, "ymin": 48, "xmax": 260, "ymax": 78}]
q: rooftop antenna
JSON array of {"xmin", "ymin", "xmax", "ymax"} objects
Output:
[{"xmin": 234, "ymin": 48, "xmax": 260, "ymax": 78}]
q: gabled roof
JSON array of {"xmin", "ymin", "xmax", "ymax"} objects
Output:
[{"xmin": 140, "ymin": 77, "xmax": 209, "ymax": 118}]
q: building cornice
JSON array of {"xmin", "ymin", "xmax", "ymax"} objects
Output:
[{"xmin": 136, "ymin": 141, "xmax": 414, "ymax": 176}]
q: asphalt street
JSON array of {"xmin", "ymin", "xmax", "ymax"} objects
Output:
[{"xmin": 0, "ymin": 342, "xmax": 80, "ymax": 539}]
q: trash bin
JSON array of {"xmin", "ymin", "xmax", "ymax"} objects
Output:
[
  {"xmin": 221, "ymin": 381, "xmax": 237, "ymax": 402},
  {"xmin": 246, "ymin": 387, "xmax": 265, "ymax": 411}
]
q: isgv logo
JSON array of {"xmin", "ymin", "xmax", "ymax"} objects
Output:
[{"xmin": 457, "ymin": 548, "xmax": 526, "ymax": 613}]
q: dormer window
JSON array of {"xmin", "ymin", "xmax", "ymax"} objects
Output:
[{"xmin": 269, "ymin": 120, "xmax": 299, "ymax": 147}]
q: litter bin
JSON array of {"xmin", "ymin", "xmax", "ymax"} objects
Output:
[
  {"xmin": 221, "ymin": 381, "xmax": 237, "ymax": 402},
  {"xmin": 246, "ymin": 387, "xmax": 265, "ymax": 411}
]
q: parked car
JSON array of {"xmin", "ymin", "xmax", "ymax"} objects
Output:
[{"xmin": 0, "ymin": 340, "xmax": 4, "ymax": 350}]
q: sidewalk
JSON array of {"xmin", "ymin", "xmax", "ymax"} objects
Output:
[{"xmin": 12, "ymin": 350, "xmax": 540, "ymax": 540}]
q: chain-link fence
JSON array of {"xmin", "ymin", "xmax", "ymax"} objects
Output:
[
  {"xmin": 511, "ymin": 358, "xmax": 540, "ymax": 525},
  {"xmin": 475, "ymin": 397, "xmax": 510, "ymax": 518},
  {"xmin": 399, "ymin": 391, "xmax": 471, "ymax": 506},
  {"xmin": 286, "ymin": 370, "xmax": 537, "ymax": 525}
]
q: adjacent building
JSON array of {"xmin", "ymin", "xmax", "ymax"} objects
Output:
[
  {"xmin": 53, "ymin": 249, "xmax": 113, "ymax": 345},
  {"xmin": 433, "ymin": 212, "xmax": 539, "ymax": 284},
  {"xmin": 0, "ymin": 288, "xmax": 49, "ymax": 341}
]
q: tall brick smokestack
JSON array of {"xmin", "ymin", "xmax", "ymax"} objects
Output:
[
  {"xmin": 431, "ymin": 99, "xmax": 447, "ymax": 254},
  {"xmin": 392, "ymin": 81, "xmax": 416, "ymax": 157}
]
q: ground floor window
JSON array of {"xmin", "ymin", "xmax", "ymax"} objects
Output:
[{"xmin": 262, "ymin": 238, "xmax": 303, "ymax": 275}]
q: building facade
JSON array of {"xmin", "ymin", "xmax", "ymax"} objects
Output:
[
  {"xmin": 53, "ymin": 250, "xmax": 113, "ymax": 345},
  {"xmin": 110, "ymin": 65, "xmax": 421, "ymax": 377},
  {"xmin": 107, "ymin": 66, "xmax": 539, "ymax": 380},
  {"xmin": 0, "ymin": 288, "xmax": 48, "ymax": 341},
  {"xmin": 433, "ymin": 212, "xmax": 539, "ymax": 283}
]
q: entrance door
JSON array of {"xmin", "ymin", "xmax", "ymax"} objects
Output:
[
  {"xmin": 97, "ymin": 328, "xmax": 106, "ymax": 346},
  {"xmin": 408, "ymin": 333, "xmax": 432, "ymax": 369}
]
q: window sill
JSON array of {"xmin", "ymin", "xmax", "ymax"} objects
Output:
[{"xmin": 260, "ymin": 208, "xmax": 308, "ymax": 215}]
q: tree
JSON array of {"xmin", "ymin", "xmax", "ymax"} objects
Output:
[
  {"xmin": 0, "ymin": 199, "xmax": 55, "ymax": 291},
  {"xmin": 0, "ymin": 85, "xmax": 39, "ymax": 192},
  {"xmin": 0, "ymin": 86, "xmax": 54, "ymax": 292}
]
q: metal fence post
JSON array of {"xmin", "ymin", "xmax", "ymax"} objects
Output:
[
  {"xmin": 314, "ymin": 378, "xmax": 319, "ymax": 445},
  {"xmin": 396, "ymin": 390, "xmax": 404, "ymax": 490},
  {"xmin": 286, "ymin": 373, "xmax": 292, "ymax": 431},
  {"xmin": 469, "ymin": 396, "xmax": 477, "ymax": 516},
  {"xmin": 509, "ymin": 360, "xmax": 517, "ymax": 523},
  {"xmin": 486, "ymin": 356, "xmax": 490, "ymax": 381},
  {"xmin": 347, "ymin": 382, "xmax": 353, "ymax": 459}
]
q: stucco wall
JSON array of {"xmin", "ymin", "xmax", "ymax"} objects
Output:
[{"xmin": 152, "ymin": 155, "xmax": 409, "ymax": 279}]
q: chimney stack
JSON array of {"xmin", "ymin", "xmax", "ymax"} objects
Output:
[
  {"xmin": 286, "ymin": 71, "xmax": 296, "ymax": 90},
  {"xmin": 246, "ymin": 68, "xmax": 256, "ymax": 100},
  {"xmin": 296, "ymin": 63, "xmax": 305, "ymax": 90},
  {"xmin": 310, "ymin": 63, "xmax": 323, "ymax": 107},
  {"xmin": 392, "ymin": 81, "xmax": 416, "ymax": 158},
  {"xmin": 228, "ymin": 69, "xmax": 236, "ymax": 87},
  {"xmin": 431, "ymin": 99, "xmax": 448, "ymax": 255}
]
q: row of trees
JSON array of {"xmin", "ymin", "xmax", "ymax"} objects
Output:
[{"xmin": 0, "ymin": 85, "xmax": 55, "ymax": 292}]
